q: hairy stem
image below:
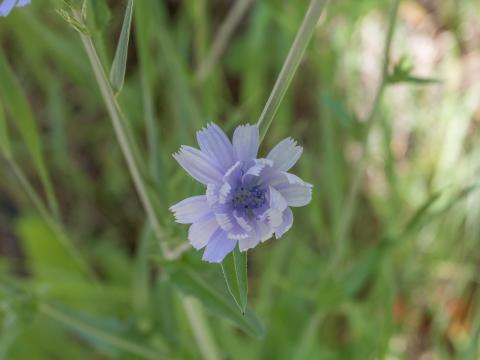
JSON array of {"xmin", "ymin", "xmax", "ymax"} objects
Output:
[
  {"xmin": 78, "ymin": 28, "xmax": 172, "ymax": 258},
  {"xmin": 257, "ymin": 0, "xmax": 328, "ymax": 142}
]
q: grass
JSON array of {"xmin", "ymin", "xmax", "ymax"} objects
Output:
[{"xmin": 1, "ymin": 0, "xmax": 480, "ymax": 359}]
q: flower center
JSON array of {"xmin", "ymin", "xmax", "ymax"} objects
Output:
[{"xmin": 232, "ymin": 185, "xmax": 266, "ymax": 210}]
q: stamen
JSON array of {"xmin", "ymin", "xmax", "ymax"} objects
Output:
[{"xmin": 232, "ymin": 185, "xmax": 266, "ymax": 211}]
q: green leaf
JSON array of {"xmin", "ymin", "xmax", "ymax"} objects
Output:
[
  {"xmin": 168, "ymin": 265, "xmax": 264, "ymax": 338},
  {"xmin": 110, "ymin": 0, "xmax": 134, "ymax": 94},
  {"xmin": 40, "ymin": 303, "xmax": 167, "ymax": 360},
  {"xmin": 0, "ymin": 100, "xmax": 11, "ymax": 158},
  {"xmin": 0, "ymin": 50, "xmax": 58, "ymax": 217},
  {"xmin": 221, "ymin": 246, "xmax": 248, "ymax": 314}
]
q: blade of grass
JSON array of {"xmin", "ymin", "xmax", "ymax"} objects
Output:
[
  {"xmin": 195, "ymin": 0, "xmax": 256, "ymax": 83},
  {"xmin": 39, "ymin": 303, "xmax": 166, "ymax": 360},
  {"xmin": 0, "ymin": 100, "xmax": 11, "ymax": 158},
  {"xmin": 4, "ymin": 158, "xmax": 95, "ymax": 281},
  {"xmin": 256, "ymin": 0, "xmax": 328, "ymax": 142},
  {"xmin": 110, "ymin": 0, "xmax": 134, "ymax": 94},
  {"xmin": 182, "ymin": 297, "xmax": 221, "ymax": 360},
  {"xmin": 134, "ymin": 0, "xmax": 165, "ymax": 188},
  {"xmin": 0, "ymin": 50, "xmax": 59, "ymax": 219}
]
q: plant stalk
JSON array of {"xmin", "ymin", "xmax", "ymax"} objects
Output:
[{"xmin": 257, "ymin": 0, "xmax": 328, "ymax": 142}]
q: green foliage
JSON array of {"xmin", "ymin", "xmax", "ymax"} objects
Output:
[
  {"xmin": 221, "ymin": 245, "xmax": 248, "ymax": 314},
  {"xmin": 1, "ymin": 0, "xmax": 480, "ymax": 358}
]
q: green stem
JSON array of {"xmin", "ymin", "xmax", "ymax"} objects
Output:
[
  {"xmin": 195, "ymin": 0, "xmax": 255, "ymax": 83},
  {"xmin": 78, "ymin": 25, "xmax": 171, "ymax": 258},
  {"xmin": 257, "ymin": 0, "xmax": 328, "ymax": 142},
  {"xmin": 332, "ymin": 0, "xmax": 400, "ymax": 267},
  {"xmin": 40, "ymin": 303, "xmax": 164, "ymax": 360},
  {"xmin": 6, "ymin": 158, "xmax": 96, "ymax": 281},
  {"xmin": 182, "ymin": 297, "xmax": 221, "ymax": 360}
]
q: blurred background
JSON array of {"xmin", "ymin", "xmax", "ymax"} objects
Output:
[{"xmin": 1, "ymin": 0, "xmax": 480, "ymax": 359}]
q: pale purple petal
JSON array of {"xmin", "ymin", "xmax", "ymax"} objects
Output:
[
  {"xmin": 242, "ymin": 159, "xmax": 273, "ymax": 185},
  {"xmin": 173, "ymin": 145, "xmax": 224, "ymax": 185},
  {"xmin": 218, "ymin": 182, "xmax": 232, "ymax": 204},
  {"xmin": 223, "ymin": 161, "xmax": 243, "ymax": 185},
  {"xmin": 16, "ymin": 0, "xmax": 30, "ymax": 6},
  {"xmin": 276, "ymin": 180, "xmax": 313, "ymax": 207},
  {"xmin": 0, "ymin": 0, "xmax": 17, "ymax": 16},
  {"xmin": 196, "ymin": 123, "xmax": 235, "ymax": 171},
  {"xmin": 215, "ymin": 212, "xmax": 233, "ymax": 232},
  {"xmin": 202, "ymin": 229, "xmax": 237, "ymax": 263},
  {"xmin": 238, "ymin": 233, "xmax": 260, "ymax": 252},
  {"xmin": 269, "ymin": 186, "xmax": 288, "ymax": 211},
  {"xmin": 267, "ymin": 138, "xmax": 303, "ymax": 172},
  {"xmin": 188, "ymin": 215, "xmax": 219, "ymax": 249},
  {"xmin": 170, "ymin": 196, "xmax": 212, "ymax": 224},
  {"xmin": 206, "ymin": 184, "xmax": 219, "ymax": 206},
  {"xmin": 274, "ymin": 208, "xmax": 293, "ymax": 238},
  {"xmin": 232, "ymin": 124, "xmax": 259, "ymax": 161}
]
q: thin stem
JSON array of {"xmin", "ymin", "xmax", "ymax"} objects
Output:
[
  {"xmin": 40, "ymin": 303, "xmax": 164, "ymax": 360},
  {"xmin": 195, "ymin": 0, "xmax": 255, "ymax": 83},
  {"xmin": 6, "ymin": 158, "xmax": 95, "ymax": 281},
  {"xmin": 182, "ymin": 297, "xmax": 221, "ymax": 360},
  {"xmin": 332, "ymin": 0, "xmax": 400, "ymax": 267},
  {"xmin": 78, "ymin": 27, "xmax": 172, "ymax": 258},
  {"xmin": 257, "ymin": 0, "xmax": 328, "ymax": 142}
]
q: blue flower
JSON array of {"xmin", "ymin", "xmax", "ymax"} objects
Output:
[
  {"xmin": 170, "ymin": 123, "xmax": 313, "ymax": 263},
  {"xmin": 0, "ymin": 0, "xmax": 30, "ymax": 17}
]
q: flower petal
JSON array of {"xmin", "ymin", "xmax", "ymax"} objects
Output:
[
  {"xmin": 202, "ymin": 230, "xmax": 237, "ymax": 263},
  {"xmin": 276, "ymin": 179, "xmax": 313, "ymax": 207},
  {"xmin": 196, "ymin": 123, "xmax": 235, "ymax": 171},
  {"xmin": 238, "ymin": 233, "xmax": 260, "ymax": 252},
  {"xmin": 242, "ymin": 159, "xmax": 274, "ymax": 185},
  {"xmin": 274, "ymin": 208, "xmax": 293, "ymax": 238},
  {"xmin": 16, "ymin": 0, "xmax": 30, "ymax": 7},
  {"xmin": 269, "ymin": 186, "xmax": 288, "ymax": 211},
  {"xmin": 232, "ymin": 124, "xmax": 259, "ymax": 161},
  {"xmin": 267, "ymin": 138, "xmax": 303, "ymax": 172},
  {"xmin": 188, "ymin": 215, "xmax": 219, "ymax": 250},
  {"xmin": 0, "ymin": 0, "xmax": 17, "ymax": 16},
  {"xmin": 173, "ymin": 145, "xmax": 224, "ymax": 185},
  {"xmin": 170, "ymin": 195, "xmax": 212, "ymax": 224}
]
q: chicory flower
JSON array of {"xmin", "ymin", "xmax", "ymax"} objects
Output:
[{"xmin": 170, "ymin": 123, "xmax": 312, "ymax": 263}]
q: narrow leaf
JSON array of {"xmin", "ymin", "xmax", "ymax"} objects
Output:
[
  {"xmin": 110, "ymin": 0, "xmax": 134, "ymax": 94},
  {"xmin": 0, "ymin": 50, "xmax": 58, "ymax": 216},
  {"xmin": 0, "ymin": 100, "xmax": 11, "ymax": 158},
  {"xmin": 221, "ymin": 245, "xmax": 248, "ymax": 314},
  {"xmin": 168, "ymin": 265, "xmax": 264, "ymax": 338}
]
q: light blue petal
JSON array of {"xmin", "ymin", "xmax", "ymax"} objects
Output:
[
  {"xmin": 188, "ymin": 214, "xmax": 219, "ymax": 249},
  {"xmin": 267, "ymin": 137, "xmax": 303, "ymax": 172},
  {"xmin": 196, "ymin": 123, "xmax": 235, "ymax": 171},
  {"xmin": 16, "ymin": 0, "xmax": 30, "ymax": 7},
  {"xmin": 202, "ymin": 229, "xmax": 237, "ymax": 263},
  {"xmin": 173, "ymin": 145, "xmax": 224, "ymax": 185},
  {"xmin": 269, "ymin": 186, "xmax": 288, "ymax": 211},
  {"xmin": 0, "ymin": 0, "xmax": 17, "ymax": 16},
  {"xmin": 169, "ymin": 195, "xmax": 212, "ymax": 224},
  {"xmin": 242, "ymin": 159, "xmax": 273, "ymax": 185},
  {"xmin": 275, "ymin": 175, "xmax": 313, "ymax": 207},
  {"xmin": 238, "ymin": 233, "xmax": 260, "ymax": 251},
  {"xmin": 274, "ymin": 207, "xmax": 293, "ymax": 238},
  {"xmin": 232, "ymin": 124, "xmax": 259, "ymax": 161}
]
